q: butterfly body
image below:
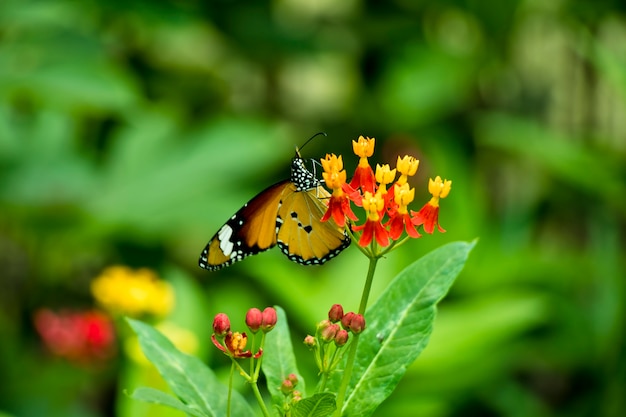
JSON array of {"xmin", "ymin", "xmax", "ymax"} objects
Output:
[{"xmin": 199, "ymin": 150, "xmax": 350, "ymax": 271}]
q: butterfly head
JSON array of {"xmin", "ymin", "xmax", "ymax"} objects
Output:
[{"xmin": 291, "ymin": 149, "xmax": 321, "ymax": 192}]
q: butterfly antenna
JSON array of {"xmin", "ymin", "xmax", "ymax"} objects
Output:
[{"xmin": 298, "ymin": 132, "xmax": 327, "ymax": 152}]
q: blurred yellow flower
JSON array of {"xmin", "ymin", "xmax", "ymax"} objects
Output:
[{"xmin": 91, "ymin": 266, "xmax": 174, "ymax": 317}]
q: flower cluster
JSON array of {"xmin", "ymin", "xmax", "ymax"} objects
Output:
[
  {"xmin": 279, "ymin": 373, "xmax": 302, "ymax": 409},
  {"xmin": 305, "ymin": 304, "xmax": 366, "ymax": 381},
  {"xmin": 34, "ymin": 309, "xmax": 115, "ymax": 363},
  {"xmin": 91, "ymin": 266, "xmax": 174, "ymax": 318},
  {"xmin": 211, "ymin": 307, "xmax": 277, "ymax": 359},
  {"xmin": 321, "ymin": 136, "xmax": 451, "ymax": 251}
]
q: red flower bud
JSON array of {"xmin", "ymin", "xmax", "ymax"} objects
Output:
[
  {"xmin": 261, "ymin": 307, "xmax": 277, "ymax": 332},
  {"xmin": 341, "ymin": 312, "xmax": 355, "ymax": 330},
  {"xmin": 334, "ymin": 329, "xmax": 349, "ymax": 347},
  {"xmin": 213, "ymin": 313, "xmax": 230, "ymax": 336},
  {"xmin": 328, "ymin": 304, "xmax": 344, "ymax": 323},
  {"xmin": 245, "ymin": 308, "xmax": 263, "ymax": 333},
  {"xmin": 349, "ymin": 314, "xmax": 366, "ymax": 334}
]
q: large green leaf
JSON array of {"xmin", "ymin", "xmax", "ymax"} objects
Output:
[
  {"xmin": 336, "ymin": 241, "xmax": 475, "ymax": 416},
  {"xmin": 261, "ymin": 306, "xmax": 306, "ymax": 409},
  {"xmin": 292, "ymin": 393, "xmax": 336, "ymax": 417},
  {"xmin": 127, "ymin": 318, "xmax": 255, "ymax": 417},
  {"xmin": 130, "ymin": 387, "xmax": 208, "ymax": 417}
]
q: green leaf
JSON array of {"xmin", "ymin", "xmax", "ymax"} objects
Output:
[
  {"xmin": 261, "ymin": 306, "xmax": 306, "ymax": 408},
  {"xmin": 292, "ymin": 393, "xmax": 337, "ymax": 417},
  {"xmin": 339, "ymin": 241, "xmax": 475, "ymax": 416},
  {"xmin": 129, "ymin": 387, "xmax": 208, "ymax": 417},
  {"xmin": 127, "ymin": 318, "xmax": 255, "ymax": 417}
]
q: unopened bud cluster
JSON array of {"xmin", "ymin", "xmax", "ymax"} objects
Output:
[
  {"xmin": 211, "ymin": 307, "xmax": 277, "ymax": 359},
  {"xmin": 305, "ymin": 304, "xmax": 366, "ymax": 377}
]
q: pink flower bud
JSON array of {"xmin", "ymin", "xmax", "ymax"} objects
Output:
[
  {"xmin": 213, "ymin": 313, "xmax": 230, "ymax": 336},
  {"xmin": 287, "ymin": 373, "xmax": 298, "ymax": 385},
  {"xmin": 320, "ymin": 323, "xmax": 340, "ymax": 342},
  {"xmin": 304, "ymin": 335, "xmax": 316, "ymax": 348},
  {"xmin": 245, "ymin": 308, "xmax": 263, "ymax": 333},
  {"xmin": 280, "ymin": 379, "xmax": 294, "ymax": 395},
  {"xmin": 317, "ymin": 319, "xmax": 332, "ymax": 332},
  {"xmin": 334, "ymin": 329, "xmax": 349, "ymax": 347},
  {"xmin": 261, "ymin": 307, "xmax": 277, "ymax": 332},
  {"xmin": 328, "ymin": 304, "xmax": 344, "ymax": 323},
  {"xmin": 293, "ymin": 390, "xmax": 302, "ymax": 402}
]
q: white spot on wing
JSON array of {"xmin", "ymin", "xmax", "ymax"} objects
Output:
[{"xmin": 218, "ymin": 225, "xmax": 235, "ymax": 256}]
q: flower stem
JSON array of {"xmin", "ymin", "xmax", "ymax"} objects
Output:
[
  {"xmin": 251, "ymin": 381, "xmax": 272, "ymax": 417},
  {"xmin": 228, "ymin": 362, "xmax": 234, "ymax": 417},
  {"xmin": 334, "ymin": 256, "xmax": 378, "ymax": 416}
]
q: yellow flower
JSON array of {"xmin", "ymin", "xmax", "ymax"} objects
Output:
[
  {"xmin": 361, "ymin": 191, "xmax": 385, "ymax": 222},
  {"xmin": 320, "ymin": 153, "xmax": 343, "ymax": 174},
  {"xmin": 427, "ymin": 176, "xmax": 452, "ymax": 206},
  {"xmin": 394, "ymin": 183, "xmax": 415, "ymax": 214},
  {"xmin": 321, "ymin": 154, "xmax": 347, "ymax": 191},
  {"xmin": 395, "ymin": 155, "xmax": 419, "ymax": 185},
  {"xmin": 375, "ymin": 164, "xmax": 396, "ymax": 186},
  {"xmin": 352, "ymin": 135, "xmax": 375, "ymax": 160},
  {"xmin": 91, "ymin": 266, "xmax": 174, "ymax": 317}
]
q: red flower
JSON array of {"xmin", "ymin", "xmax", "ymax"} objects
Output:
[
  {"xmin": 411, "ymin": 176, "xmax": 451, "ymax": 234},
  {"xmin": 34, "ymin": 309, "xmax": 115, "ymax": 362},
  {"xmin": 385, "ymin": 183, "xmax": 420, "ymax": 240},
  {"xmin": 321, "ymin": 191, "xmax": 357, "ymax": 227},
  {"xmin": 212, "ymin": 331, "xmax": 262, "ymax": 359},
  {"xmin": 349, "ymin": 136, "xmax": 376, "ymax": 193},
  {"xmin": 352, "ymin": 191, "xmax": 389, "ymax": 247},
  {"xmin": 321, "ymin": 154, "xmax": 358, "ymax": 227}
]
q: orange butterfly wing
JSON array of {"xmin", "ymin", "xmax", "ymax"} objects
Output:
[
  {"xmin": 199, "ymin": 181, "xmax": 289, "ymax": 270},
  {"xmin": 276, "ymin": 185, "xmax": 350, "ymax": 264}
]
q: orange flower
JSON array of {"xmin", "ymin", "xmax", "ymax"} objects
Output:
[
  {"xmin": 387, "ymin": 155, "xmax": 419, "ymax": 210},
  {"xmin": 386, "ymin": 183, "xmax": 420, "ymax": 240},
  {"xmin": 212, "ymin": 331, "xmax": 262, "ymax": 359},
  {"xmin": 349, "ymin": 136, "xmax": 376, "ymax": 193},
  {"xmin": 320, "ymin": 153, "xmax": 358, "ymax": 227},
  {"xmin": 352, "ymin": 191, "xmax": 389, "ymax": 247},
  {"xmin": 411, "ymin": 176, "xmax": 451, "ymax": 234}
]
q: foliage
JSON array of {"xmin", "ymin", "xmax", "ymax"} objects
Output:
[
  {"xmin": 128, "ymin": 242, "xmax": 473, "ymax": 416},
  {"xmin": 1, "ymin": 0, "xmax": 625, "ymax": 416}
]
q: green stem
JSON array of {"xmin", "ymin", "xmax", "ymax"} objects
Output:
[
  {"xmin": 227, "ymin": 362, "xmax": 234, "ymax": 417},
  {"xmin": 334, "ymin": 256, "xmax": 379, "ymax": 416},
  {"xmin": 251, "ymin": 381, "xmax": 272, "ymax": 417},
  {"xmin": 358, "ymin": 255, "xmax": 378, "ymax": 315}
]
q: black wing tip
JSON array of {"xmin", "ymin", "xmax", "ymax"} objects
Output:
[{"xmin": 276, "ymin": 233, "xmax": 351, "ymax": 266}]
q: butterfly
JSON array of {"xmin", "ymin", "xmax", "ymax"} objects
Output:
[{"xmin": 199, "ymin": 146, "xmax": 351, "ymax": 271}]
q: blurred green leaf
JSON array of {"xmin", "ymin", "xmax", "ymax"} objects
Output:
[
  {"xmin": 127, "ymin": 318, "xmax": 255, "ymax": 417},
  {"xmin": 378, "ymin": 46, "xmax": 476, "ymax": 127},
  {"xmin": 130, "ymin": 387, "xmax": 208, "ymax": 417},
  {"xmin": 261, "ymin": 306, "xmax": 306, "ymax": 408},
  {"xmin": 474, "ymin": 113, "xmax": 626, "ymax": 214}
]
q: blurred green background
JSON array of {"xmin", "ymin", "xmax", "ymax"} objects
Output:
[{"xmin": 1, "ymin": 0, "xmax": 625, "ymax": 416}]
